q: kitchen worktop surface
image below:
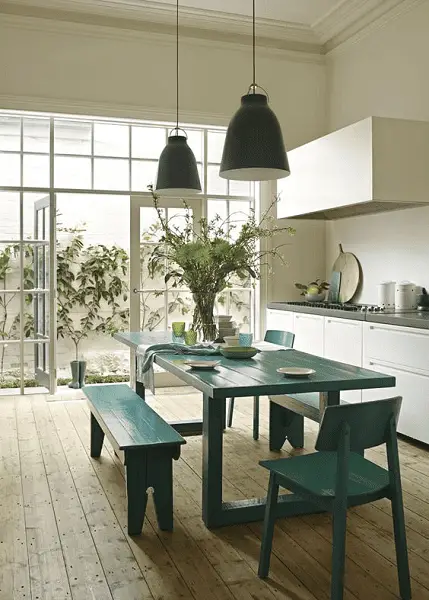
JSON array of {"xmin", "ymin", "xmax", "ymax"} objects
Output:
[{"xmin": 267, "ymin": 302, "xmax": 429, "ymax": 329}]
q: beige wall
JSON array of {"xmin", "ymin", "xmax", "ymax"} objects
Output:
[
  {"xmin": 0, "ymin": 15, "xmax": 326, "ymax": 149},
  {"xmin": 0, "ymin": 13, "xmax": 328, "ymax": 305},
  {"xmin": 326, "ymin": 1, "xmax": 429, "ymax": 303}
]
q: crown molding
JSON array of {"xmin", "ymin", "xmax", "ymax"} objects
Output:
[
  {"xmin": 315, "ymin": 0, "xmax": 420, "ymax": 51},
  {"xmin": 0, "ymin": 12, "xmax": 325, "ymax": 65},
  {"xmin": 0, "ymin": 0, "xmax": 321, "ymax": 49}
]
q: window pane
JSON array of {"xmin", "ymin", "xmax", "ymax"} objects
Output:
[
  {"xmin": 207, "ymin": 164, "xmax": 227, "ymax": 195},
  {"xmin": 229, "ymin": 180, "xmax": 251, "ymax": 197},
  {"xmin": 94, "ymin": 123, "xmax": 129, "ymax": 157},
  {"xmin": 94, "ymin": 158, "xmax": 129, "ymax": 190},
  {"xmin": 23, "ymin": 154, "xmax": 49, "ymax": 187},
  {"xmin": 140, "ymin": 206, "xmax": 164, "ymax": 242},
  {"xmin": 132, "ymin": 126, "xmax": 165, "ymax": 159},
  {"xmin": 55, "ymin": 156, "xmax": 91, "ymax": 188},
  {"xmin": 166, "ymin": 207, "xmax": 192, "ymax": 235},
  {"xmin": 229, "ymin": 289, "xmax": 251, "ymax": 330},
  {"xmin": 0, "ymin": 244, "xmax": 20, "ymax": 290},
  {"xmin": 131, "ymin": 160, "xmax": 157, "ymax": 191},
  {"xmin": 0, "ymin": 192, "xmax": 19, "ymax": 240},
  {"xmin": 140, "ymin": 291, "xmax": 167, "ymax": 331},
  {"xmin": 186, "ymin": 130, "xmax": 203, "ymax": 162},
  {"xmin": 207, "ymin": 199, "xmax": 227, "ymax": 224},
  {"xmin": 167, "ymin": 292, "xmax": 193, "ymax": 327},
  {"xmin": 0, "ymin": 153, "xmax": 20, "ymax": 186},
  {"xmin": 229, "ymin": 200, "xmax": 251, "ymax": 240},
  {"xmin": 23, "ymin": 117, "xmax": 50, "ymax": 153},
  {"xmin": 23, "ymin": 192, "xmax": 50, "ymax": 240},
  {"xmin": 207, "ymin": 131, "xmax": 226, "ymax": 163},
  {"xmin": 55, "ymin": 119, "xmax": 91, "ymax": 155},
  {"xmin": 0, "ymin": 116, "xmax": 21, "ymax": 151}
]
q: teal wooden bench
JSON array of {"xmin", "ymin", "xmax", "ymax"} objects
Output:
[
  {"xmin": 269, "ymin": 392, "xmax": 349, "ymax": 451},
  {"xmin": 83, "ymin": 384, "xmax": 185, "ymax": 536}
]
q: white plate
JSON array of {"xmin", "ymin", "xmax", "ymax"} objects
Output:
[
  {"xmin": 277, "ymin": 367, "xmax": 315, "ymax": 377},
  {"xmin": 185, "ymin": 360, "xmax": 220, "ymax": 370}
]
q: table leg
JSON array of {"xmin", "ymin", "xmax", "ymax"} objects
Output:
[
  {"xmin": 202, "ymin": 393, "xmax": 224, "ymax": 528},
  {"xmin": 319, "ymin": 391, "xmax": 340, "ymax": 413}
]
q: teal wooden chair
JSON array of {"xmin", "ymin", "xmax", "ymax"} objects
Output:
[
  {"xmin": 227, "ymin": 330, "xmax": 295, "ymax": 440},
  {"xmin": 258, "ymin": 397, "xmax": 411, "ymax": 600}
]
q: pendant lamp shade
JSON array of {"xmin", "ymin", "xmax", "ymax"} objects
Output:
[
  {"xmin": 155, "ymin": 133, "xmax": 201, "ymax": 196},
  {"xmin": 220, "ymin": 0, "xmax": 289, "ymax": 182},
  {"xmin": 154, "ymin": 0, "xmax": 202, "ymax": 196},
  {"xmin": 219, "ymin": 93, "xmax": 290, "ymax": 181}
]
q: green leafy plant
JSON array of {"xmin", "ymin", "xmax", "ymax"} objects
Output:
[
  {"xmin": 148, "ymin": 185, "xmax": 295, "ymax": 340},
  {"xmin": 56, "ymin": 224, "xmax": 130, "ymax": 360},
  {"xmin": 295, "ymin": 278, "xmax": 330, "ymax": 297}
]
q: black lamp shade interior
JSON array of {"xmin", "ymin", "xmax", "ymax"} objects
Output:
[
  {"xmin": 155, "ymin": 134, "xmax": 202, "ymax": 195},
  {"xmin": 220, "ymin": 93, "xmax": 290, "ymax": 181}
]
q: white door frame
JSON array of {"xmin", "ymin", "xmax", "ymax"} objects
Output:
[{"xmin": 129, "ymin": 194, "xmax": 203, "ymax": 387}]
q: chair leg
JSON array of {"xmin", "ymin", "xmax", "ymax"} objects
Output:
[
  {"xmin": 331, "ymin": 506, "xmax": 348, "ymax": 600},
  {"xmin": 253, "ymin": 396, "xmax": 260, "ymax": 440},
  {"xmin": 227, "ymin": 398, "xmax": 235, "ymax": 428},
  {"xmin": 391, "ymin": 492, "xmax": 412, "ymax": 599},
  {"xmin": 258, "ymin": 472, "xmax": 279, "ymax": 579}
]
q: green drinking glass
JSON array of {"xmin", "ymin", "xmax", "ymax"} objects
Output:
[
  {"xmin": 184, "ymin": 329, "xmax": 197, "ymax": 346},
  {"xmin": 172, "ymin": 321, "xmax": 186, "ymax": 337}
]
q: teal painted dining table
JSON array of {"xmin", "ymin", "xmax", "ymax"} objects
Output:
[{"xmin": 114, "ymin": 331, "xmax": 395, "ymax": 528}]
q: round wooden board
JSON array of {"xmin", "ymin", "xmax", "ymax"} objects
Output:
[{"xmin": 332, "ymin": 244, "xmax": 360, "ymax": 303}]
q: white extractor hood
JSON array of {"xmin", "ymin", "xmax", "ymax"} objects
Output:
[{"xmin": 277, "ymin": 116, "xmax": 429, "ymax": 220}]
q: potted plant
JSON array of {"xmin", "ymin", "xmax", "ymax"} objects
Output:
[
  {"xmin": 56, "ymin": 224, "xmax": 129, "ymax": 388},
  {"xmin": 295, "ymin": 278, "xmax": 329, "ymax": 302},
  {"xmin": 148, "ymin": 186, "xmax": 295, "ymax": 341}
]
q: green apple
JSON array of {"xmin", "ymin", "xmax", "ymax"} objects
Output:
[{"xmin": 307, "ymin": 285, "xmax": 320, "ymax": 295}]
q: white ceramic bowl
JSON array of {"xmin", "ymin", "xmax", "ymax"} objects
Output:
[{"xmin": 223, "ymin": 335, "xmax": 240, "ymax": 346}]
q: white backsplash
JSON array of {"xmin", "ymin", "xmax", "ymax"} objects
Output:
[{"xmin": 326, "ymin": 205, "xmax": 429, "ymax": 305}]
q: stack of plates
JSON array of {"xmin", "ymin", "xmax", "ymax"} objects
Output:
[{"xmin": 216, "ymin": 315, "xmax": 236, "ymax": 339}]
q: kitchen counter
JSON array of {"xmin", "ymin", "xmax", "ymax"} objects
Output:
[
  {"xmin": 267, "ymin": 302, "xmax": 366, "ymax": 321},
  {"xmin": 267, "ymin": 302, "xmax": 429, "ymax": 329},
  {"xmin": 367, "ymin": 311, "xmax": 429, "ymax": 329}
]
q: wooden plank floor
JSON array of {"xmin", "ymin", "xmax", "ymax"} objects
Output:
[{"xmin": 1, "ymin": 388, "xmax": 429, "ymax": 600}]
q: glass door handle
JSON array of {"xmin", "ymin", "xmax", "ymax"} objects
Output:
[{"xmin": 132, "ymin": 288, "xmax": 144, "ymax": 293}]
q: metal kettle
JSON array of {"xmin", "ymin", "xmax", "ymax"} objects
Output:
[{"xmin": 417, "ymin": 288, "xmax": 429, "ymax": 311}]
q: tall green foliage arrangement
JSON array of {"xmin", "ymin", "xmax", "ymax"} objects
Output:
[
  {"xmin": 148, "ymin": 186, "xmax": 295, "ymax": 341},
  {"xmin": 56, "ymin": 225, "xmax": 129, "ymax": 360}
]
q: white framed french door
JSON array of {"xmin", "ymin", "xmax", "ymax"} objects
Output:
[
  {"xmin": 33, "ymin": 194, "xmax": 57, "ymax": 393},
  {"xmin": 130, "ymin": 194, "xmax": 203, "ymax": 385}
]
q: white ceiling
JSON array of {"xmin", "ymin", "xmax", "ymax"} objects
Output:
[{"xmin": 151, "ymin": 0, "xmax": 341, "ymax": 27}]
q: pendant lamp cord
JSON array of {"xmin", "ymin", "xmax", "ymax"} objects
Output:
[
  {"xmin": 252, "ymin": 0, "xmax": 256, "ymax": 92},
  {"xmin": 176, "ymin": 0, "xmax": 179, "ymax": 130}
]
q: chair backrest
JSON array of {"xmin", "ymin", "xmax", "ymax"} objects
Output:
[
  {"xmin": 264, "ymin": 329, "xmax": 295, "ymax": 348},
  {"xmin": 315, "ymin": 397, "xmax": 402, "ymax": 452}
]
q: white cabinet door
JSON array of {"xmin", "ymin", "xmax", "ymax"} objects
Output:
[
  {"xmin": 266, "ymin": 309, "xmax": 294, "ymax": 335},
  {"xmin": 362, "ymin": 359, "xmax": 429, "ymax": 444},
  {"xmin": 293, "ymin": 313, "xmax": 324, "ymax": 356},
  {"xmin": 364, "ymin": 322, "xmax": 429, "ymax": 373},
  {"xmin": 324, "ymin": 317, "xmax": 363, "ymax": 403}
]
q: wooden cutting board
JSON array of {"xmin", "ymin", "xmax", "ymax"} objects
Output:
[{"xmin": 332, "ymin": 244, "xmax": 360, "ymax": 303}]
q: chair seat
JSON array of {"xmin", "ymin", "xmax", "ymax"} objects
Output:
[{"xmin": 260, "ymin": 452, "xmax": 390, "ymax": 498}]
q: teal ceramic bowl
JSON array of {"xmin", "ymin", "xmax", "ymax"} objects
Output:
[{"xmin": 219, "ymin": 346, "xmax": 258, "ymax": 359}]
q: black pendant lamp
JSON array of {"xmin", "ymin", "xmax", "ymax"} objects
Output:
[
  {"xmin": 219, "ymin": 0, "xmax": 290, "ymax": 182},
  {"xmin": 155, "ymin": 0, "xmax": 201, "ymax": 195}
]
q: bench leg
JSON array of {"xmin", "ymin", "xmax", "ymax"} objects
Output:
[
  {"xmin": 148, "ymin": 450, "xmax": 174, "ymax": 531},
  {"xmin": 269, "ymin": 401, "xmax": 304, "ymax": 451},
  {"xmin": 90, "ymin": 413, "xmax": 105, "ymax": 458},
  {"xmin": 125, "ymin": 451, "xmax": 148, "ymax": 536}
]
